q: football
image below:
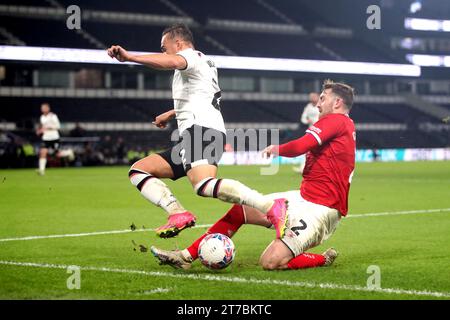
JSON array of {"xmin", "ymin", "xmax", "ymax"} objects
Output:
[{"xmin": 198, "ymin": 233, "xmax": 236, "ymax": 270}]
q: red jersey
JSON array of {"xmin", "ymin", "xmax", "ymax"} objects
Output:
[{"xmin": 278, "ymin": 113, "xmax": 356, "ymax": 215}]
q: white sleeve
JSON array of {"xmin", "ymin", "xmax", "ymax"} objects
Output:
[
  {"xmin": 176, "ymin": 50, "xmax": 198, "ymax": 72},
  {"xmin": 52, "ymin": 114, "xmax": 61, "ymax": 130}
]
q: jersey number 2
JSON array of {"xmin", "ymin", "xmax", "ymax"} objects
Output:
[{"xmin": 291, "ymin": 219, "xmax": 307, "ymax": 236}]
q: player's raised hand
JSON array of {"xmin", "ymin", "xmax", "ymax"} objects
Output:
[
  {"xmin": 107, "ymin": 45, "xmax": 131, "ymax": 62},
  {"xmin": 262, "ymin": 145, "xmax": 279, "ymax": 159}
]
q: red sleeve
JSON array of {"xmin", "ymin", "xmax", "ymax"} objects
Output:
[
  {"xmin": 306, "ymin": 115, "xmax": 343, "ymax": 146},
  {"xmin": 277, "ymin": 133, "xmax": 318, "ymax": 157}
]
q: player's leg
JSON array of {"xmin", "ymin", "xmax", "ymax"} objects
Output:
[
  {"xmin": 52, "ymin": 140, "xmax": 74, "ymax": 164},
  {"xmin": 129, "ymin": 151, "xmax": 195, "ymax": 238},
  {"xmin": 259, "ymin": 191, "xmax": 341, "ymax": 270},
  {"xmin": 259, "ymin": 239, "xmax": 294, "ymax": 270},
  {"xmin": 259, "ymin": 240, "xmax": 334, "ymax": 270},
  {"xmin": 189, "ymin": 164, "xmax": 275, "ymax": 215},
  {"xmin": 181, "ymin": 204, "xmax": 271, "ymax": 261},
  {"xmin": 292, "ymin": 161, "xmax": 305, "ymax": 174},
  {"xmin": 151, "ymin": 204, "xmax": 272, "ymax": 269},
  {"xmin": 37, "ymin": 145, "xmax": 48, "ymax": 175},
  {"xmin": 57, "ymin": 146, "xmax": 74, "ymax": 160},
  {"xmin": 184, "ymin": 126, "xmax": 288, "ymax": 238}
]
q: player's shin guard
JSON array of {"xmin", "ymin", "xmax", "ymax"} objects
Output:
[
  {"xmin": 287, "ymin": 253, "xmax": 326, "ymax": 269},
  {"xmin": 184, "ymin": 204, "xmax": 245, "ymax": 261},
  {"xmin": 194, "ymin": 178, "xmax": 273, "ymax": 213},
  {"xmin": 39, "ymin": 158, "xmax": 46, "ymax": 172},
  {"xmin": 128, "ymin": 168, "xmax": 185, "ymax": 215}
]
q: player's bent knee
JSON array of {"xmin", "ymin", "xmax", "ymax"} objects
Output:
[
  {"xmin": 259, "ymin": 252, "xmax": 280, "ymax": 270},
  {"xmin": 194, "ymin": 177, "xmax": 217, "ymax": 197},
  {"xmin": 128, "ymin": 167, "xmax": 152, "ymax": 189},
  {"xmin": 260, "ymin": 257, "xmax": 280, "ymax": 271}
]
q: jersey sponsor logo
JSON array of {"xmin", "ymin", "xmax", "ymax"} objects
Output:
[
  {"xmin": 211, "ymin": 91, "xmax": 222, "ymax": 111},
  {"xmin": 309, "ymin": 125, "xmax": 322, "ymax": 135}
]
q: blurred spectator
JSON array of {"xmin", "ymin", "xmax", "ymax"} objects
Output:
[
  {"xmin": 100, "ymin": 135, "xmax": 114, "ymax": 164},
  {"xmin": 70, "ymin": 123, "xmax": 86, "ymax": 137},
  {"xmin": 115, "ymin": 136, "xmax": 127, "ymax": 164},
  {"xmin": 80, "ymin": 141, "xmax": 103, "ymax": 166},
  {"xmin": 0, "ymin": 130, "xmax": 37, "ymax": 168}
]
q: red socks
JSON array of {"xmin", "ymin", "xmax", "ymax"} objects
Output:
[
  {"xmin": 187, "ymin": 204, "xmax": 245, "ymax": 260},
  {"xmin": 287, "ymin": 253, "xmax": 326, "ymax": 269}
]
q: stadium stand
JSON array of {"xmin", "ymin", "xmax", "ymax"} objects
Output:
[
  {"xmin": 57, "ymin": 0, "xmax": 179, "ymax": 16},
  {"xmin": 0, "ymin": 16, "xmax": 95, "ymax": 49},
  {"xmin": 0, "ymin": 0, "xmax": 449, "ymax": 168},
  {"xmin": 169, "ymin": 0, "xmax": 286, "ymax": 23}
]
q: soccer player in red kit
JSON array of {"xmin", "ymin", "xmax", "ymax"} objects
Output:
[{"xmin": 151, "ymin": 80, "xmax": 356, "ymax": 271}]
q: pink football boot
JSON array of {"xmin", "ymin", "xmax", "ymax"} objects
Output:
[
  {"xmin": 266, "ymin": 198, "xmax": 288, "ymax": 239},
  {"xmin": 155, "ymin": 211, "xmax": 196, "ymax": 238}
]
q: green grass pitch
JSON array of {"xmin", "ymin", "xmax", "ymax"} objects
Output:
[{"xmin": 0, "ymin": 161, "xmax": 449, "ymax": 300}]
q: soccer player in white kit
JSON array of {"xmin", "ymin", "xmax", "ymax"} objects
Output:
[
  {"xmin": 36, "ymin": 103, "xmax": 61, "ymax": 175},
  {"xmin": 293, "ymin": 92, "xmax": 320, "ymax": 173},
  {"xmin": 107, "ymin": 24, "xmax": 287, "ymax": 239}
]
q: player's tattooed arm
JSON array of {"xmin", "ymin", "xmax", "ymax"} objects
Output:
[{"xmin": 107, "ymin": 45, "xmax": 186, "ymax": 70}]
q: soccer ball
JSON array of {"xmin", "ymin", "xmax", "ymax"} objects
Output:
[{"xmin": 198, "ymin": 233, "xmax": 235, "ymax": 270}]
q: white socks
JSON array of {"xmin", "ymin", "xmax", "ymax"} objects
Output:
[
  {"xmin": 194, "ymin": 178, "xmax": 273, "ymax": 214},
  {"xmin": 38, "ymin": 158, "xmax": 46, "ymax": 173},
  {"xmin": 129, "ymin": 169, "xmax": 274, "ymax": 217},
  {"xmin": 129, "ymin": 169, "xmax": 186, "ymax": 215}
]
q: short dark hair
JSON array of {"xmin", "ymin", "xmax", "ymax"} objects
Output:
[
  {"xmin": 162, "ymin": 24, "xmax": 194, "ymax": 45},
  {"xmin": 322, "ymin": 79, "xmax": 355, "ymax": 110}
]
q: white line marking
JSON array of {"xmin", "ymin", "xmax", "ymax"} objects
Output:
[
  {"xmin": 349, "ymin": 208, "xmax": 450, "ymax": 218},
  {"xmin": 0, "ymin": 260, "xmax": 448, "ymax": 298},
  {"xmin": 1, "ymin": 208, "xmax": 449, "ymax": 243},
  {"xmin": 133, "ymin": 287, "xmax": 171, "ymax": 295},
  {"xmin": 0, "ymin": 224, "xmax": 212, "ymax": 242}
]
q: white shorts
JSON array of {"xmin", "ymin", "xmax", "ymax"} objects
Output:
[{"xmin": 265, "ymin": 190, "xmax": 342, "ymax": 257}]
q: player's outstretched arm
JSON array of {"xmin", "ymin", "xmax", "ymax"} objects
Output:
[
  {"xmin": 107, "ymin": 45, "xmax": 186, "ymax": 70},
  {"xmin": 262, "ymin": 134, "xmax": 319, "ymax": 158}
]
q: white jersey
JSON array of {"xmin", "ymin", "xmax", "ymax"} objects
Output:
[
  {"xmin": 301, "ymin": 103, "xmax": 320, "ymax": 128},
  {"xmin": 40, "ymin": 112, "xmax": 60, "ymax": 141},
  {"xmin": 172, "ymin": 48, "xmax": 226, "ymax": 134}
]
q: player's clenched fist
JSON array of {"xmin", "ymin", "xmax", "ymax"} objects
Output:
[
  {"xmin": 107, "ymin": 45, "xmax": 131, "ymax": 62},
  {"xmin": 152, "ymin": 110, "xmax": 176, "ymax": 129}
]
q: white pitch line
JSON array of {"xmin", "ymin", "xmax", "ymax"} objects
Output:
[
  {"xmin": 133, "ymin": 287, "xmax": 171, "ymax": 295},
  {"xmin": 348, "ymin": 208, "xmax": 450, "ymax": 218},
  {"xmin": 0, "ymin": 224, "xmax": 213, "ymax": 242},
  {"xmin": 0, "ymin": 260, "xmax": 449, "ymax": 298},
  {"xmin": 1, "ymin": 208, "xmax": 449, "ymax": 243}
]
